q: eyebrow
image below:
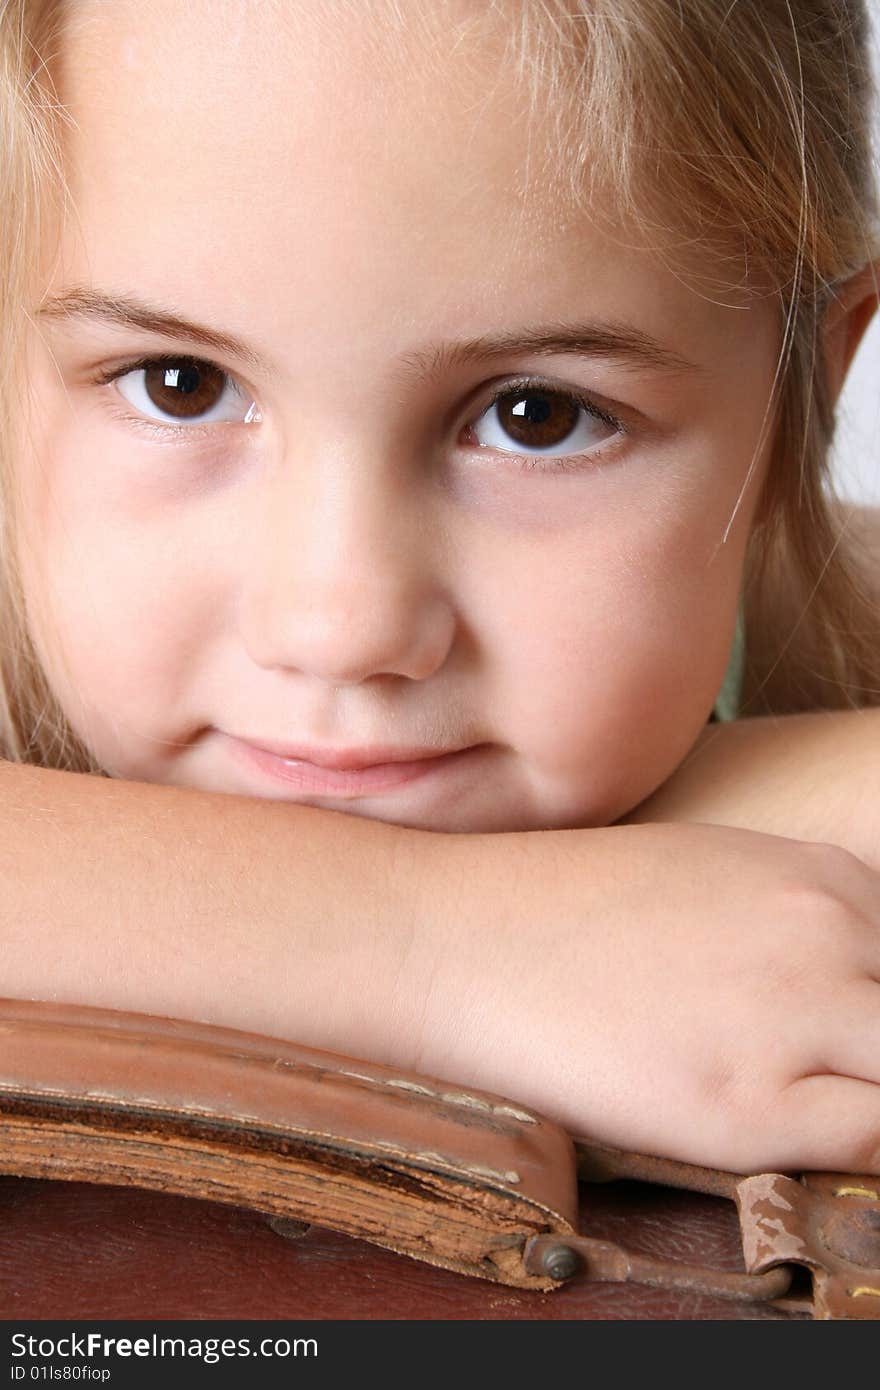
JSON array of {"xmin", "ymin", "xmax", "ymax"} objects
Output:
[
  {"xmin": 37, "ymin": 286, "xmax": 701, "ymax": 381},
  {"xmin": 393, "ymin": 325, "xmax": 700, "ymax": 383},
  {"xmin": 38, "ymin": 287, "xmax": 271, "ymax": 376}
]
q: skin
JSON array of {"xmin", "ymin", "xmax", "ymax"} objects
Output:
[
  {"xmin": 3, "ymin": 0, "xmax": 879, "ymax": 1177},
  {"xmin": 20, "ymin": 0, "xmax": 782, "ymax": 835},
  {"xmin": 628, "ymin": 704, "xmax": 880, "ymax": 874}
]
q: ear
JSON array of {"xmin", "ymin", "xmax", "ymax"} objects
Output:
[{"xmin": 821, "ymin": 258, "xmax": 880, "ymax": 404}]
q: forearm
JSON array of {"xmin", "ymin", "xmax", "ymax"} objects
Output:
[
  {"xmin": 0, "ymin": 761, "xmax": 623, "ymax": 1122},
  {"xmin": 622, "ymin": 708, "xmax": 880, "ymax": 870},
  {"xmin": 0, "ymin": 759, "xmax": 449, "ymax": 1069},
  {"xmin": 3, "ymin": 758, "xmax": 880, "ymax": 1175},
  {"xmin": 0, "ymin": 758, "xmax": 614, "ymax": 1130}
]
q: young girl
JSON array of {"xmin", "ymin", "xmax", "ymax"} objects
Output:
[{"xmin": 0, "ymin": 0, "xmax": 878, "ymax": 1179}]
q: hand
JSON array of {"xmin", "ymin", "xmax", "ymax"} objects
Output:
[{"xmin": 414, "ymin": 822, "xmax": 880, "ymax": 1175}]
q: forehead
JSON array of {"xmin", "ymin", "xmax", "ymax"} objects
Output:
[
  {"xmin": 56, "ymin": 5, "xmax": 555, "ymax": 273},
  {"xmin": 62, "ymin": 0, "xmax": 524, "ymax": 186},
  {"xmin": 46, "ymin": 0, "xmax": 760, "ymax": 375}
]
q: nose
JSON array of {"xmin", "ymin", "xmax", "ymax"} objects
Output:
[{"xmin": 238, "ymin": 453, "xmax": 456, "ymax": 685}]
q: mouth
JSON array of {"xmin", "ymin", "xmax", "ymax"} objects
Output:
[{"xmin": 220, "ymin": 734, "xmax": 484, "ymax": 798}]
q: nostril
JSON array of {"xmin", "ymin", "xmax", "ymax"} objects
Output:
[{"xmin": 240, "ymin": 582, "xmax": 456, "ymax": 685}]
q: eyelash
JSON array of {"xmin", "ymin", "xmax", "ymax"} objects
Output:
[
  {"xmin": 95, "ymin": 355, "xmax": 627, "ymax": 466},
  {"xmin": 475, "ymin": 376, "xmax": 625, "ymax": 471},
  {"xmin": 96, "ymin": 355, "xmax": 249, "ymax": 443}
]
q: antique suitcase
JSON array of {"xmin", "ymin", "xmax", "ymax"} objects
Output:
[{"xmin": 0, "ymin": 999, "xmax": 877, "ymax": 1320}]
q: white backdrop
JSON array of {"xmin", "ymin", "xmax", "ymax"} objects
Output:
[{"xmin": 833, "ymin": 5, "xmax": 880, "ymax": 504}]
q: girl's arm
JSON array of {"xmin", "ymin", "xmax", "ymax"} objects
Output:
[
  {"xmin": 624, "ymin": 503, "xmax": 880, "ymax": 863},
  {"xmin": 622, "ymin": 707, "xmax": 880, "ymax": 870},
  {"xmin": 1, "ymin": 756, "xmax": 878, "ymax": 1177},
  {"xmin": 0, "ymin": 758, "xmax": 437, "ymax": 1070}
]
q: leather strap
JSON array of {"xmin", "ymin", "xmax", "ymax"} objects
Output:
[{"xmin": 0, "ymin": 997, "xmax": 877, "ymax": 1316}]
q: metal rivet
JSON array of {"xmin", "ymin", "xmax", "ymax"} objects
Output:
[
  {"xmin": 266, "ymin": 1216, "xmax": 312, "ymax": 1240},
  {"xmin": 541, "ymin": 1243, "xmax": 580, "ymax": 1282}
]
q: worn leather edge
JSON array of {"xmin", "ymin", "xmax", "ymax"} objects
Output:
[{"xmin": 0, "ymin": 998, "xmax": 578, "ymax": 1288}]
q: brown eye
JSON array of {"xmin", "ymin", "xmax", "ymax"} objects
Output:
[
  {"xmin": 142, "ymin": 360, "xmax": 226, "ymax": 418},
  {"xmin": 470, "ymin": 385, "xmax": 618, "ymax": 461},
  {"xmin": 495, "ymin": 390, "xmax": 580, "ymax": 449},
  {"xmin": 111, "ymin": 356, "xmax": 258, "ymax": 426}
]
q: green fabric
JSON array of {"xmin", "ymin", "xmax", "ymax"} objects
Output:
[{"xmin": 713, "ymin": 607, "xmax": 746, "ymax": 722}]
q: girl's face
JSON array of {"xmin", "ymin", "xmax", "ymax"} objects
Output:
[{"xmin": 21, "ymin": 0, "xmax": 779, "ymax": 832}]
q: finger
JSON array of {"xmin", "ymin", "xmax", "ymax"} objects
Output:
[
  {"xmin": 820, "ymin": 979, "xmax": 880, "ymax": 1085},
  {"xmin": 770, "ymin": 1073, "xmax": 880, "ymax": 1174}
]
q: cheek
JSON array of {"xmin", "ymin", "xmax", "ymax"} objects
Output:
[
  {"xmin": 17, "ymin": 477, "xmax": 215, "ymax": 767},
  {"xmin": 17, "ymin": 398, "xmax": 228, "ymax": 704},
  {"xmin": 471, "ymin": 503, "xmax": 744, "ymax": 821}
]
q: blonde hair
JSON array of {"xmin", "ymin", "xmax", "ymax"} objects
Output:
[
  {"xmin": 0, "ymin": 0, "xmax": 878, "ymax": 772},
  {"xmin": 0, "ymin": 0, "xmax": 99, "ymax": 768}
]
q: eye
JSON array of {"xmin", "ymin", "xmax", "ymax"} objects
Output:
[
  {"xmin": 104, "ymin": 355, "xmax": 260, "ymax": 426},
  {"xmin": 469, "ymin": 381, "xmax": 622, "ymax": 461}
]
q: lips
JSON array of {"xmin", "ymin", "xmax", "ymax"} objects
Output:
[
  {"xmin": 233, "ymin": 738, "xmax": 468, "ymax": 771},
  {"xmin": 221, "ymin": 733, "xmax": 481, "ymax": 798}
]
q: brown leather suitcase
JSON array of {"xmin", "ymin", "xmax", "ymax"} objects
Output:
[
  {"xmin": 0, "ymin": 1174, "xmax": 800, "ymax": 1320},
  {"xmin": 0, "ymin": 1000, "xmax": 876, "ymax": 1320}
]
